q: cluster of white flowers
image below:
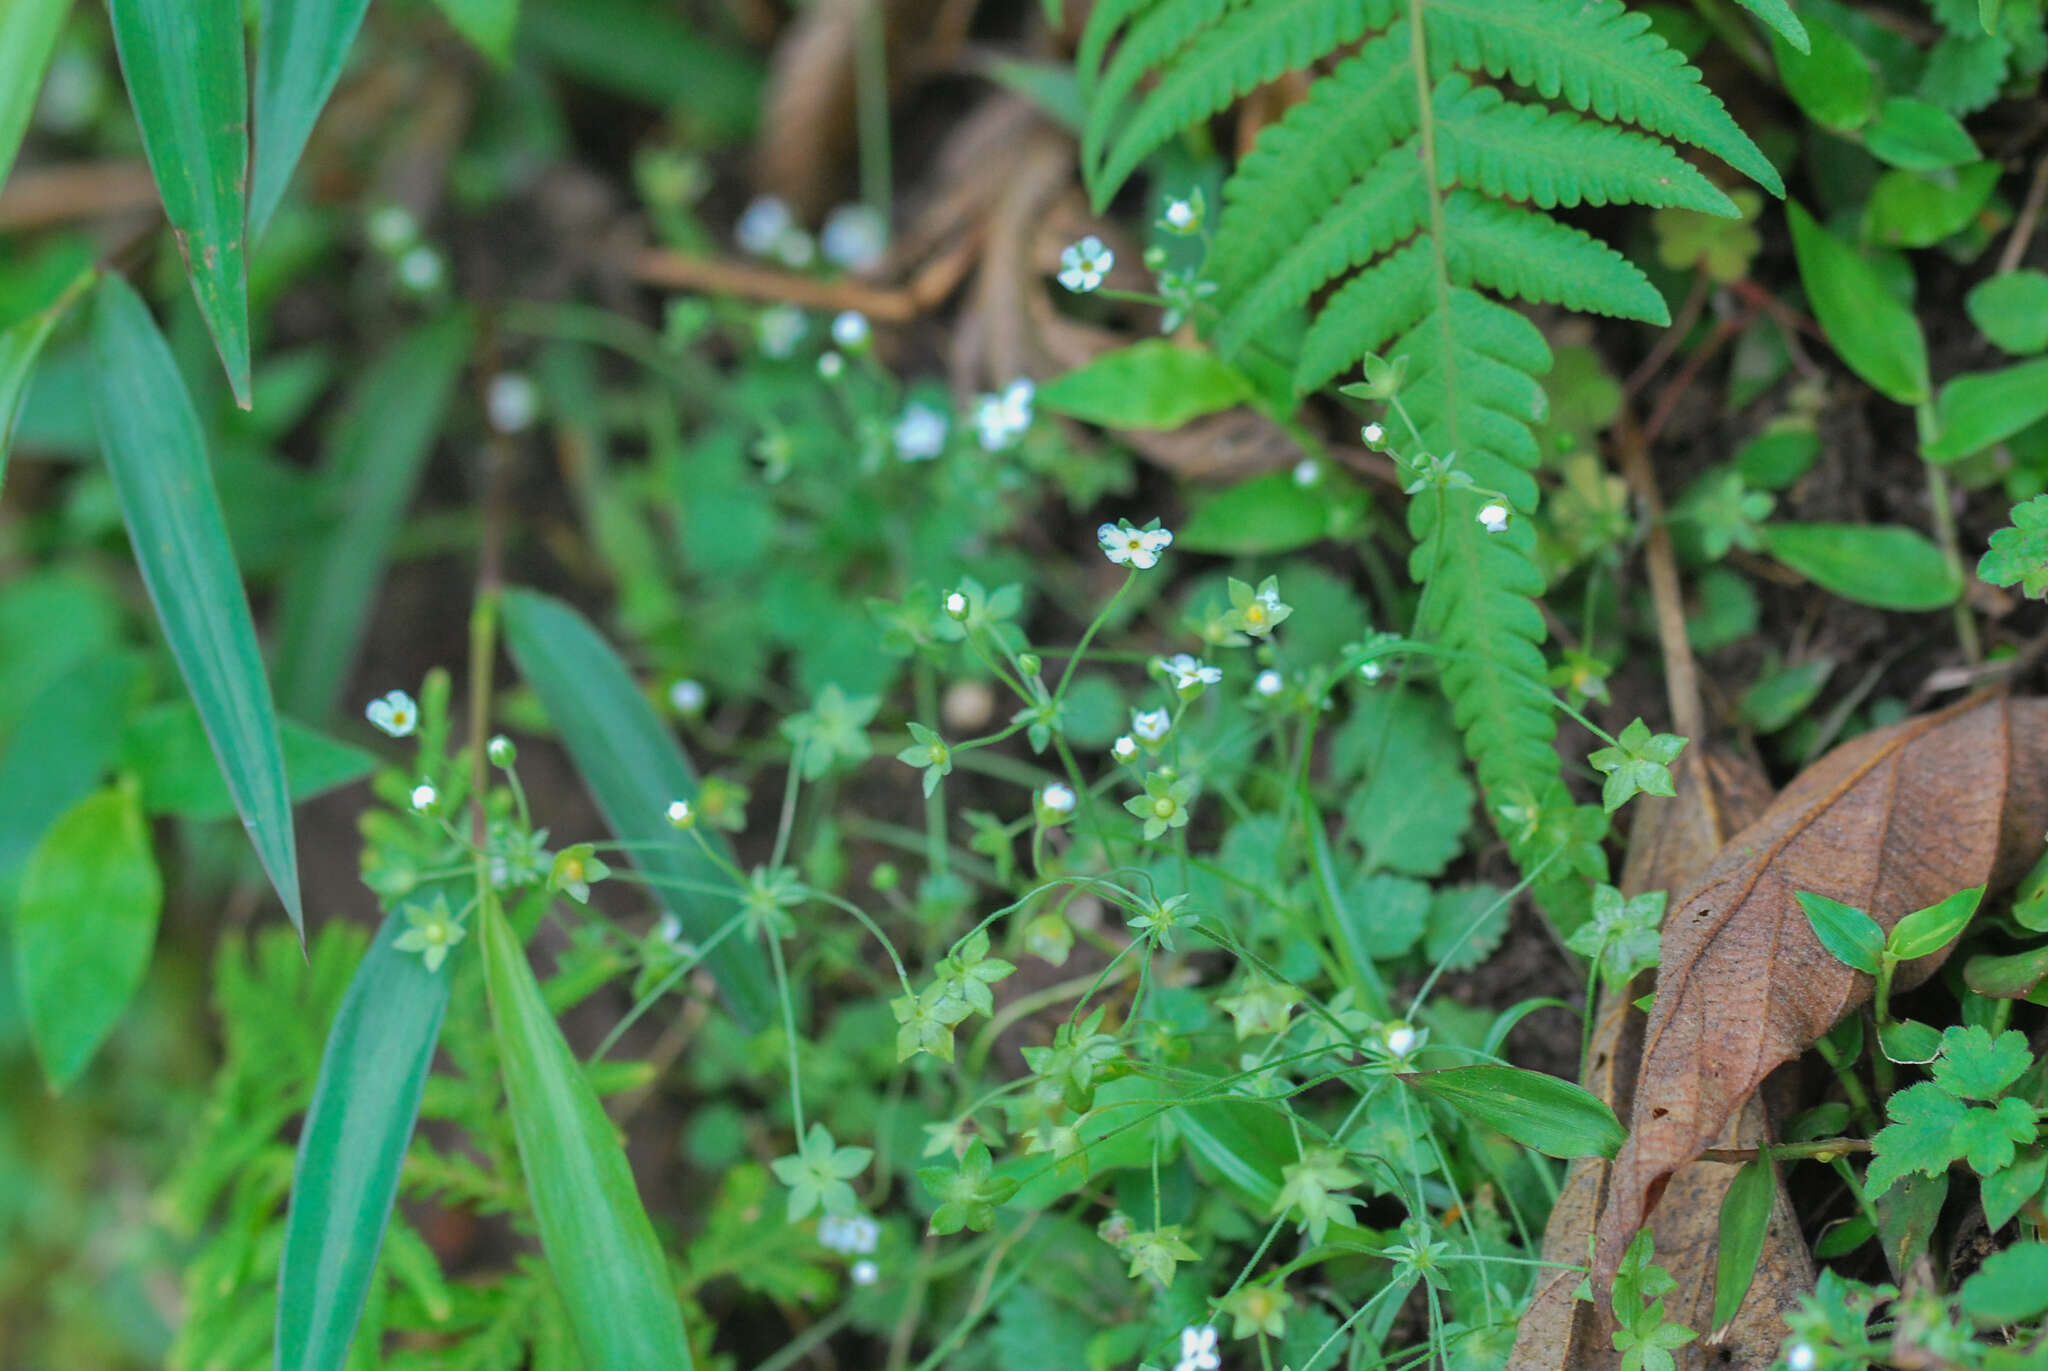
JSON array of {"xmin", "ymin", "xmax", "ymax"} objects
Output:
[
  {"xmin": 1058, "ymin": 236, "xmax": 1115, "ymax": 293},
  {"xmin": 818, "ymin": 1213, "xmax": 879, "ymax": 1255},
  {"xmin": 1175, "ymin": 1325, "xmax": 1221, "ymax": 1371},
  {"xmin": 973, "ymin": 380, "xmax": 1034, "ymax": 451},
  {"xmin": 1098, "ymin": 520, "xmax": 1174, "ymax": 570},
  {"xmin": 894, "ymin": 401, "xmax": 949, "ymax": 461}
]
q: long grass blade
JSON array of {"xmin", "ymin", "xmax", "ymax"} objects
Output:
[
  {"xmin": 251, "ymin": 0, "xmax": 375, "ymax": 237},
  {"xmin": 0, "ymin": 265, "xmax": 94, "ymax": 496},
  {"xmin": 0, "ymin": 0, "xmax": 69, "ymax": 192}
]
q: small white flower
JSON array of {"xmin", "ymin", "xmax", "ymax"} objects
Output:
[
  {"xmin": 1383, "ymin": 1022, "xmax": 1418, "ymax": 1058},
  {"xmin": 655, "ymin": 911, "xmax": 685, "ymax": 946},
  {"xmin": 819, "ymin": 1213, "xmax": 881, "ymax": 1254},
  {"xmin": 1163, "ymin": 653, "xmax": 1222, "ymax": 694},
  {"xmin": 487, "ymin": 735, "xmax": 517, "ymax": 768},
  {"xmin": 1132, "ymin": 709, "xmax": 1171, "ymax": 744},
  {"xmin": 944, "ymin": 590, "xmax": 969, "ymax": 620},
  {"xmin": 757, "ymin": 304, "xmax": 807, "ymax": 358},
  {"xmin": 850, "ymin": 1258, "xmax": 879, "ymax": 1286},
  {"xmin": 817, "ymin": 352, "xmax": 844, "ymax": 380},
  {"xmin": 1164, "ymin": 198, "xmax": 1198, "ymax": 232},
  {"xmin": 894, "ymin": 401, "xmax": 949, "ymax": 461},
  {"xmin": 1293, "ymin": 458, "xmax": 1321, "ymax": 487},
  {"xmin": 396, "ymin": 245, "xmax": 444, "ymax": 293},
  {"xmin": 670, "ymin": 679, "xmax": 707, "ymax": 715},
  {"xmin": 1112, "ymin": 735, "xmax": 1139, "ymax": 764},
  {"xmin": 1040, "ymin": 783, "xmax": 1077, "ymax": 816},
  {"xmin": 1057, "ymin": 236, "xmax": 1115, "ymax": 293},
  {"xmin": 1361, "ymin": 421, "xmax": 1386, "ymax": 446},
  {"xmin": 775, "ymin": 228, "xmax": 817, "ymax": 268},
  {"xmin": 666, "ymin": 798, "xmax": 696, "ymax": 829},
  {"xmin": 1359, "ymin": 659, "xmax": 1386, "ymax": 684},
  {"xmin": 821, "ymin": 203, "xmax": 888, "ymax": 270},
  {"xmin": 1096, "ymin": 520, "xmax": 1174, "ymax": 570},
  {"xmin": 831, "ymin": 310, "xmax": 870, "ymax": 350},
  {"xmin": 366, "ymin": 689, "xmax": 420, "ymax": 737},
  {"xmin": 973, "ymin": 379, "xmax": 1034, "ymax": 451},
  {"xmin": 410, "ymin": 782, "xmax": 438, "ymax": 814},
  {"xmin": 365, "ymin": 204, "xmax": 418, "ymax": 254},
  {"xmin": 1255, "ymin": 669, "xmax": 1284, "ymax": 698},
  {"xmin": 485, "ymin": 372, "xmax": 538, "ymax": 434},
  {"xmin": 1175, "ymin": 1324, "xmax": 1221, "ymax": 1371},
  {"xmin": 736, "ymin": 195, "xmax": 793, "ymax": 256},
  {"xmin": 1477, "ymin": 503, "xmax": 1510, "ymax": 534},
  {"xmin": 1786, "ymin": 1345, "xmax": 1816, "ymax": 1371}
]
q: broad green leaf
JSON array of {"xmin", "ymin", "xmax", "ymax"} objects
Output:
[
  {"xmin": 1176, "ymin": 1089, "xmax": 1294, "ymax": 1211},
  {"xmin": 273, "ymin": 314, "xmax": 473, "ymax": 722},
  {"xmin": 1960, "ymin": 1243, "xmax": 2048, "ymax": 1323},
  {"xmin": 998, "ymin": 1076, "xmax": 1159, "ymax": 1209},
  {"xmin": 1399, "ymin": 1065, "xmax": 1625, "ymax": 1160},
  {"xmin": 89, "ymin": 276, "xmax": 302, "ymax": 930},
  {"xmin": 1772, "ymin": 18, "xmax": 1875, "ymax": 131},
  {"xmin": 1966, "ymin": 271, "xmax": 2048, "ymax": 355},
  {"xmin": 277, "ymin": 892, "xmax": 456, "ymax": 1371},
  {"xmin": 432, "ymin": 0, "xmax": 518, "ymax": 62},
  {"xmin": 1795, "ymin": 890, "xmax": 1884, "ymax": 975},
  {"xmin": 1785, "ymin": 202, "xmax": 1929, "ymax": 405},
  {"xmin": 479, "ymin": 895, "xmax": 694, "ymax": 1371},
  {"xmin": 0, "ymin": 0, "xmax": 68, "ymax": 191},
  {"xmin": 1763, "ymin": 522, "xmax": 1961, "ymax": 611},
  {"xmin": 106, "ymin": 0, "xmax": 252, "ymax": 405},
  {"xmin": 12, "ymin": 782, "xmax": 162, "ymax": 1089},
  {"xmin": 251, "ymin": 0, "xmax": 376, "ymax": 237},
  {"xmin": 1964, "ymin": 944, "xmax": 2048, "ymax": 999},
  {"xmin": 520, "ymin": 0, "xmax": 760, "ymax": 138},
  {"xmin": 1878, "ymin": 1017, "xmax": 1944, "ymax": 1064},
  {"xmin": 0, "ymin": 654, "xmax": 143, "ymax": 904},
  {"xmin": 120, "ymin": 703, "xmax": 374, "ymax": 821},
  {"xmin": 500, "ymin": 589, "xmax": 773, "ymax": 1027},
  {"xmin": 1924, "ymin": 358, "xmax": 2048, "ymax": 463},
  {"xmin": 1176, "ymin": 471, "xmax": 1343, "ymax": 555},
  {"xmin": 1036, "ymin": 340, "xmax": 1252, "ymax": 429},
  {"xmin": 1886, "ymin": 885, "xmax": 1984, "ymax": 960},
  {"xmin": 1736, "ymin": 0, "xmax": 1807, "ymax": 51},
  {"xmin": 0, "ymin": 265, "xmax": 94, "ymax": 494},
  {"xmin": 1738, "ymin": 656, "xmax": 1833, "ymax": 734},
  {"xmin": 1864, "ymin": 97, "xmax": 1980, "ymax": 171},
  {"xmin": 1864, "ymin": 162, "xmax": 2000, "ymax": 248},
  {"xmin": 1711, "ymin": 1159, "xmax": 1773, "ymax": 1332},
  {"xmin": 1981, "ymin": 1149, "xmax": 2046, "ymax": 1231}
]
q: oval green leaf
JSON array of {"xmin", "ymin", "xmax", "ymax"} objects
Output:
[
  {"xmin": 0, "ymin": 0, "xmax": 68, "ymax": 193},
  {"xmin": 1960, "ymin": 1242, "xmax": 2048, "ymax": 1323},
  {"xmin": 1964, "ymin": 944, "xmax": 2048, "ymax": 1000},
  {"xmin": 1864, "ymin": 97, "xmax": 1980, "ymax": 171},
  {"xmin": 0, "ymin": 266, "xmax": 95, "ymax": 495},
  {"xmin": 1785, "ymin": 201, "xmax": 1929, "ymax": 405},
  {"xmin": 479, "ymin": 895, "xmax": 694, "ymax": 1371},
  {"xmin": 1772, "ymin": 18, "xmax": 1875, "ymax": 131},
  {"xmin": 120, "ymin": 703, "xmax": 375, "ymax": 821},
  {"xmin": 500, "ymin": 588, "xmax": 773, "ymax": 1028},
  {"xmin": 1036, "ymin": 340, "xmax": 1252, "ymax": 430},
  {"xmin": 0, "ymin": 654, "xmax": 145, "ymax": 903},
  {"xmin": 1176, "ymin": 470, "xmax": 1334, "ymax": 555},
  {"xmin": 1877, "ymin": 1017, "xmax": 1943, "ymax": 1065},
  {"xmin": 12, "ymin": 782, "xmax": 163, "ymax": 1090},
  {"xmin": 1966, "ymin": 271, "xmax": 2048, "ymax": 355},
  {"xmin": 1794, "ymin": 890, "xmax": 1884, "ymax": 975},
  {"xmin": 1865, "ymin": 161, "xmax": 2001, "ymax": 249},
  {"xmin": 1925, "ymin": 358, "xmax": 2048, "ymax": 463},
  {"xmin": 252, "ymin": 0, "xmax": 376, "ymax": 237},
  {"xmin": 1886, "ymin": 884, "xmax": 1984, "ymax": 961},
  {"xmin": 276, "ymin": 892, "xmax": 457, "ymax": 1371},
  {"xmin": 1711, "ymin": 1158, "xmax": 1774, "ymax": 1333},
  {"xmin": 1763, "ymin": 522, "xmax": 1961, "ymax": 611},
  {"xmin": 1399, "ymin": 1064, "xmax": 1625, "ymax": 1160},
  {"xmin": 106, "ymin": 0, "xmax": 252, "ymax": 404},
  {"xmin": 90, "ymin": 275, "xmax": 303, "ymax": 931}
]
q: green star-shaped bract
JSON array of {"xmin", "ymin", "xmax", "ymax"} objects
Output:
[
  {"xmin": 1222, "ymin": 576, "xmax": 1293, "ymax": 638},
  {"xmin": 1588, "ymin": 719, "xmax": 1687, "ymax": 813},
  {"xmin": 895, "ymin": 721, "xmax": 953, "ymax": 795},
  {"xmin": 1216, "ymin": 977, "xmax": 1300, "ymax": 1039},
  {"xmin": 927, "ymin": 928, "xmax": 1016, "ymax": 1022},
  {"xmin": 1128, "ymin": 892, "xmax": 1192, "ymax": 950},
  {"xmin": 546, "ymin": 842, "xmax": 610, "ymax": 904},
  {"xmin": 781, "ymin": 684, "xmax": 880, "ymax": 780},
  {"xmin": 393, "ymin": 894, "xmax": 466, "ymax": 972},
  {"xmin": 919, "ymin": 1140, "xmax": 1017, "ymax": 1235},
  {"xmin": 1120, "ymin": 1223, "xmax": 1200, "ymax": 1284},
  {"xmin": 1125, "ymin": 773, "xmax": 1197, "ymax": 840},
  {"xmin": 892, "ymin": 988, "xmax": 956, "ymax": 1062},
  {"xmin": 769, "ymin": 1121, "xmax": 874, "ymax": 1222},
  {"xmin": 1273, "ymin": 1147, "xmax": 1361, "ymax": 1243},
  {"xmin": 1565, "ymin": 884, "xmax": 1667, "ymax": 983}
]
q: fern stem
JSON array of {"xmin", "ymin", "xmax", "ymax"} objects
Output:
[{"xmin": 1402, "ymin": 0, "xmax": 1463, "ymax": 455}]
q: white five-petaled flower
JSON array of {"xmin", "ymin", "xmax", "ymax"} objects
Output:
[
  {"xmin": 1361, "ymin": 421, "xmax": 1386, "ymax": 447},
  {"xmin": 831, "ymin": 310, "xmax": 870, "ymax": 350},
  {"xmin": 410, "ymin": 782, "xmax": 438, "ymax": 814},
  {"xmin": 1478, "ymin": 503, "xmax": 1510, "ymax": 534},
  {"xmin": 666, "ymin": 798, "xmax": 696, "ymax": 829},
  {"xmin": 1359, "ymin": 660, "xmax": 1386, "ymax": 684},
  {"xmin": 819, "ymin": 1213, "xmax": 881, "ymax": 1254},
  {"xmin": 1255, "ymin": 669, "xmax": 1284, "ymax": 698},
  {"xmin": 396, "ymin": 246, "xmax": 444, "ymax": 293},
  {"xmin": 973, "ymin": 379, "xmax": 1034, "ymax": 451},
  {"xmin": 1097, "ymin": 520, "xmax": 1174, "ymax": 570},
  {"xmin": 850, "ymin": 1259, "xmax": 879, "ymax": 1286},
  {"xmin": 670, "ymin": 679, "xmax": 707, "ymax": 715},
  {"xmin": 1040, "ymin": 783, "xmax": 1077, "ymax": 816},
  {"xmin": 1163, "ymin": 198, "xmax": 1198, "ymax": 232},
  {"xmin": 944, "ymin": 590, "xmax": 969, "ymax": 619},
  {"xmin": 1175, "ymin": 1324, "xmax": 1221, "ymax": 1371},
  {"xmin": 821, "ymin": 203, "xmax": 888, "ymax": 269},
  {"xmin": 1383, "ymin": 1022, "xmax": 1418, "ymax": 1058},
  {"xmin": 366, "ymin": 689, "xmax": 420, "ymax": 737},
  {"xmin": 894, "ymin": 401, "xmax": 949, "ymax": 460},
  {"xmin": 1112, "ymin": 735, "xmax": 1139, "ymax": 764},
  {"xmin": 1058, "ymin": 236, "xmax": 1115, "ymax": 293},
  {"xmin": 736, "ymin": 196, "xmax": 793, "ymax": 256},
  {"xmin": 1132, "ymin": 709, "xmax": 1171, "ymax": 744},
  {"xmin": 1163, "ymin": 653, "xmax": 1222, "ymax": 694},
  {"xmin": 1786, "ymin": 1345, "xmax": 1816, "ymax": 1371},
  {"xmin": 486, "ymin": 372, "xmax": 538, "ymax": 434},
  {"xmin": 1293, "ymin": 458, "xmax": 1321, "ymax": 487}
]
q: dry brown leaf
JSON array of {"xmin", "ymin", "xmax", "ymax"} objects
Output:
[
  {"xmin": 1595, "ymin": 693, "xmax": 2048, "ymax": 1298},
  {"xmin": 1513, "ymin": 750, "xmax": 1810, "ymax": 1371}
]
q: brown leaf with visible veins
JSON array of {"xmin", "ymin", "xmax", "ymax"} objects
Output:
[{"xmin": 1594, "ymin": 693, "xmax": 2048, "ymax": 1299}]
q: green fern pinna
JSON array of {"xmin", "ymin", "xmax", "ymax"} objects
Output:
[{"xmin": 1080, "ymin": 0, "xmax": 1781, "ymax": 923}]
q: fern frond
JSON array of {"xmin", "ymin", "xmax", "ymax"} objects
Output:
[
  {"xmin": 1442, "ymin": 193, "xmax": 1669, "ymax": 326},
  {"xmin": 1090, "ymin": 0, "xmax": 1397, "ymax": 205},
  {"xmin": 1421, "ymin": 0, "xmax": 1784, "ymax": 195},
  {"xmin": 1294, "ymin": 240, "xmax": 1436, "ymax": 394},
  {"xmin": 1431, "ymin": 76, "xmax": 1740, "ymax": 214},
  {"xmin": 1080, "ymin": 0, "xmax": 1244, "ymax": 185}
]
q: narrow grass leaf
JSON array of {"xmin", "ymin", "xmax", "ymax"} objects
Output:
[
  {"xmin": 276, "ymin": 892, "xmax": 457, "ymax": 1371},
  {"xmin": 1711, "ymin": 1159, "xmax": 1774, "ymax": 1332},
  {"xmin": 1400, "ymin": 1064, "xmax": 1626, "ymax": 1159},
  {"xmin": 13, "ymin": 782, "xmax": 162, "ymax": 1090},
  {"xmin": 273, "ymin": 313, "xmax": 472, "ymax": 722},
  {"xmin": 478, "ymin": 895, "xmax": 693, "ymax": 1371},
  {"xmin": 500, "ymin": 588, "xmax": 773, "ymax": 1027},
  {"xmin": 0, "ymin": 0, "xmax": 68, "ymax": 191},
  {"xmin": 0, "ymin": 265, "xmax": 95, "ymax": 495},
  {"xmin": 106, "ymin": 0, "xmax": 252, "ymax": 405},
  {"xmin": 89, "ymin": 276, "xmax": 302, "ymax": 931},
  {"xmin": 252, "ymin": 0, "xmax": 376, "ymax": 237}
]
